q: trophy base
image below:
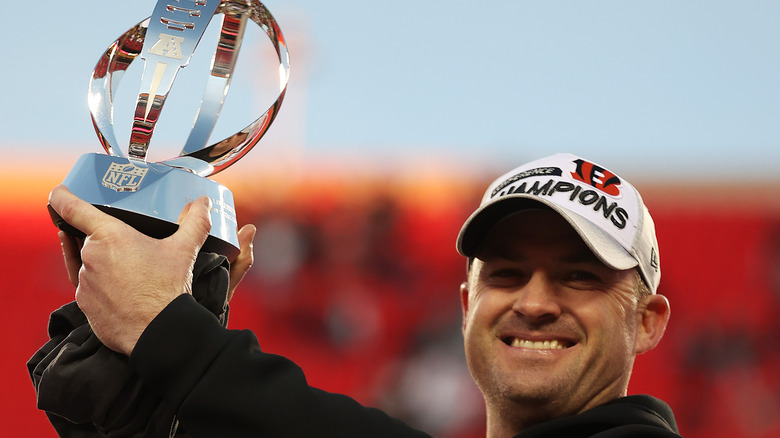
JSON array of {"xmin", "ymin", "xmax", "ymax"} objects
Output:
[{"xmin": 49, "ymin": 153, "xmax": 240, "ymax": 260}]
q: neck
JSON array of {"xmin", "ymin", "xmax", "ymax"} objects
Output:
[
  {"xmin": 484, "ymin": 399, "xmax": 554, "ymax": 437},
  {"xmin": 484, "ymin": 389, "xmax": 629, "ymax": 437}
]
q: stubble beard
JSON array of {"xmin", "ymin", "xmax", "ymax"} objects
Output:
[{"xmin": 476, "ymin": 351, "xmax": 584, "ymax": 430}]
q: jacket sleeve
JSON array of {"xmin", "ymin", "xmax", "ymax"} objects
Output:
[{"xmin": 129, "ymin": 294, "xmax": 431, "ymax": 438}]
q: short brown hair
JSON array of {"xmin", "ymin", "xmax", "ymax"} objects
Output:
[{"xmin": 635, "ymin": 270, "xmax": 652, "ymax": 299}]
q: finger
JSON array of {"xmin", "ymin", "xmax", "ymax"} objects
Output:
[
  {"xmin": 228, "ymin": 223, "xmax": 256, "ymax": 301},
  {"xmin": 170, "ymin": 196, "xmax": 212, "ymax": 254},
  {"xmin": 48, "ymin": 185, "xmax": 121, "ymax": 237},
  {"xmin": 58, "ymin": 231, "xmax": 83, "ymax": 287},
  {"xmin": 177, "ymin": 201, "xmax": 193, "ymax": 225}
]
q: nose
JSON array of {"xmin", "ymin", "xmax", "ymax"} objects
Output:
[{"xmin": 511, "ymin": 272, "xmax": 562, "ymax": 322}]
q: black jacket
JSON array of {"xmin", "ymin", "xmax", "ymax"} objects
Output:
[
  {"xmin": 130, "ymin": 293, "xmax": 431, "ymax": 437},
  {"xmin": 28, "ymin": 253, "xmax": 234, "ymax": 437},
  {"xmin": 515, "ymin": 395, "xmax": 681, "ymax": 437},
  {"xmin": 132, "ymin": 295, "xmax": 682, "ymax": 437},
  {"xmin": 31, "ymin": 258, "xmax": 681, "ymax": 437}
]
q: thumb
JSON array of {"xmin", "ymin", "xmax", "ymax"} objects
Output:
[
  {"xmin": 49, "ymin": 184, "xmax": 122, "ymax": 237},
  {"xmin": 171, "ymin": 196, "xmax": 212, "ymax": 253}
]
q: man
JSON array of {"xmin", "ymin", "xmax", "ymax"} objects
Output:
[
  {"xmin": 456, "ymin": 153, "xmax": 677, "ymax": 436},
  {"xmin": 40, "ymin": 153, "xmax": 680, "ymax": 437}
]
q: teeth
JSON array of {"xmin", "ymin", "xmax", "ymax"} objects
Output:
[{"xmin": 509, "ymin": 338, "xmax": 565, "ymax": 350}]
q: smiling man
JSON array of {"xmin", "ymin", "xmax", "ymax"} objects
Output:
[
  {"xmin": 39, "ymin": 152, "xmax": 681, "ymax": 437},
  {"xmin": 457, "ymin": 153, "xmax": 680, "ymax": 437}
]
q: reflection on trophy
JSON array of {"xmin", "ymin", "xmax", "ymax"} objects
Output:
[{"xmin": 49, "ymin": 0, "xmax": 290, "ymax": 259}]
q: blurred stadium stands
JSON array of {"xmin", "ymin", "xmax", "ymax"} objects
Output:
[{"xmin": 2, "ymin": 167, "xmax": 779, "ymax": 437}]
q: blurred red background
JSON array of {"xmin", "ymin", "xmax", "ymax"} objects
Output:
[{"xmin": 3, "ymin": 166, "xmax": 779, "ymax": 437}]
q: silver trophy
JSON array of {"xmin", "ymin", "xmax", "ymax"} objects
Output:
[{"xmin": 49, "ymin": 0, "xmax": 290, "ymax": 259}]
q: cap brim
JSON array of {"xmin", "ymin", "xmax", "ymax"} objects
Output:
[{"xmin": 457, "ymin": 195, "xmax": 638, "ymax": 271}]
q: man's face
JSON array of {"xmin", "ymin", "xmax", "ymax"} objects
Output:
[{"xmin": 461, "ymin": 209, "xmax": 643, "ymax": 422}]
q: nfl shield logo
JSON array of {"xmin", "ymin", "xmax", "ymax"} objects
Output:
[{"xmin": 102, "ymin": 162, "xmax": 148, "ymax": 192}]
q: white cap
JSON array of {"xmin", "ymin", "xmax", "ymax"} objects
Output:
[{"xmin": 457, "ymin": 153, "xmax": 660, "ymax": 293}]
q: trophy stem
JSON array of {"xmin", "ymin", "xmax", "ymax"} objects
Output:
[
  {"xmin": 129, "ymin": 0, "xmax": 223, "ymax": 159},
  {"xmin": 129, "ymin": 63, "xmax": 178, "ymax": 159}
]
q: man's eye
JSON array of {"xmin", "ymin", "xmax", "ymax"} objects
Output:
[
  {"xmin": 494, "ymin": 269, "xmax": 522, "ymax": 277},
  {"xmin": 487, "ymin": 269, "xmax": 526, "ymax": 284},
  {"xmin": 566, "ymin": 270, "xmax": 601, "ymax": 284}
]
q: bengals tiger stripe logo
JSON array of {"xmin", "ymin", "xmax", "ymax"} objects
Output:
[{"xmin": 570, "ymin": 158, "xmax": 621, "ymax": 197}]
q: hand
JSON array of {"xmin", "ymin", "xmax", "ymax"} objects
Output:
[
  {"xmin": 60, "ymin": 198, "xmax": 257, "ymax": 294},
  {"xmin": 229, "ymin": 224, "xmax": 256, "ymax": 302},
  {"xmin": 50, "ymin": 185, "xmax": 212, "ymax": 356},
  {"xmin": 58, "ymin": 230, "xmax": 82, "ymax": 288},
  {"xmin": 175, "ymin": 201, "xmax": 256, "ymax": 302}
]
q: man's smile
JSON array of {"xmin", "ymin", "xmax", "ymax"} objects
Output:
[{"xmin": 501, "ymin": 337, "xmax": 574, "ymax": 350}]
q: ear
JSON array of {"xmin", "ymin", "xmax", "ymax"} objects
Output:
[
  {"xmin": 460, "ymin": 281, "xmax": 470, "ymax": 333},
  {"xmin": 634, "ymin": 294, "xmax": 671, "ymax": 355}
]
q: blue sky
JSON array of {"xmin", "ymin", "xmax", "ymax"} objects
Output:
[{"xmin": 2, "ymin": 1, "xmax": 780, "ymax": 180}]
